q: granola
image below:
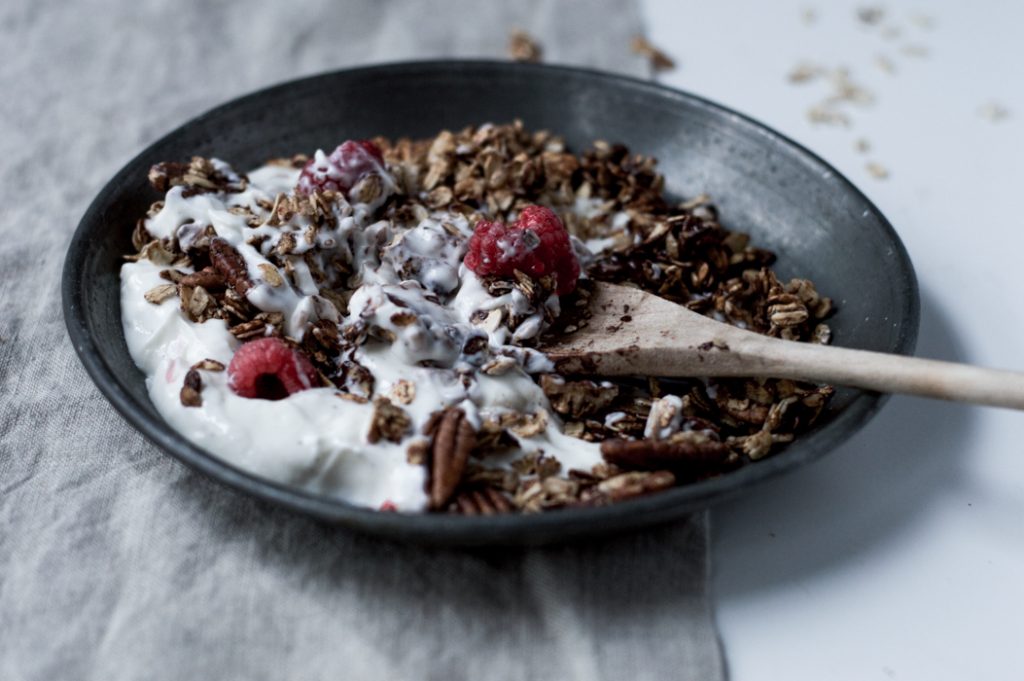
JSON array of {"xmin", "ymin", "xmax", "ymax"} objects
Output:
[{"xmin": 120, "ymin": 122, "xmax": 834, "ymax": 513}]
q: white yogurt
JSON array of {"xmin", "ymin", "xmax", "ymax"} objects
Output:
[{"xmin": 121, "ymin": 157, "xmax": 602, "ymax": 510}]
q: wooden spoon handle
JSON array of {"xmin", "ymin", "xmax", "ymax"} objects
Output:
[{"xmin": 697, "ymin": 333, "xmax": 1024, "ymax": 410}]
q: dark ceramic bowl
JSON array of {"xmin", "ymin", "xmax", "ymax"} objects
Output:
[{"xmin": 63, "ymin": 61, "xmax": 918, "ymax": 546}]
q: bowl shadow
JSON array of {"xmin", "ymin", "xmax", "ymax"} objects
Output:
[{"xmin": 710, "ymin": 285, "xmax": 974, "ymax": 598}]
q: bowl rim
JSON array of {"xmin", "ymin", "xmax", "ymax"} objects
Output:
[{"xmin": 62, "ymin": 59, "xmax": 919, "ymax": 546}]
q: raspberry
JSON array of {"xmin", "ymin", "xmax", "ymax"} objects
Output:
[
  {"xmin": 227, "ymin": 337, "xmax": 319, "ymax": 400},
  {"xmin": 464, "ymin": 205, "xmax": 580, "ymax": 295},
  {"xmin": 295, "ymin": 140, "xmax": 384, "ymax": 195}
]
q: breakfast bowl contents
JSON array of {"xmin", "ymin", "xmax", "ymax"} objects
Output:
[
  {"xmin": 121, "ymin": 122, "xmax": 836, "ymax": 513},
  {"xmin": 64, "ymin": 62, "xmax": 918, "ymax": 544}
]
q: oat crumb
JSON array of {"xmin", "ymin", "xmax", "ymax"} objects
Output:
[
  {"xmin": 856, "ymin": 6, "xmax": 885, "ymax": 25},
  {"xmin": 807, "ymin": 104, "xmax": 850, "ymax": 127},
  {"xmin": 901, "ymin": 44, "xmax": 930, "ymax": 58},
  {"xmin": 979, "ymin": 102, "xmax": 1011, "ymax": 122},
  {"xmin": 909, "ymin": 13, "xmax": 936, "ymax": 30},
  {"xmin": 508, "ymin": 29, "xmax": 542, "ymax": 63},
  {"xmin": 874, "ymin": 54, "xmax": 896, "ymax": 74},
  {"xmin": 866, "ymin": 162, "xmax": 889, "ymax": 179},
  {"xmin": 631, "ymin": 35, "xmax": 675, "ymax": 72},
  {"xmin": 880, "ymin": 25, "xmax": 902, "ymax": 41},
  {"xmin": 801, "ymin": 7, "xmax": 817, "ymax": 25},
  {"xmin": 855, "ymin": 138, "xmax": 871, "ymax": 153},
  {"xmin": 788, "ymin": 61, "xmax": 822, "ymax": 84}
]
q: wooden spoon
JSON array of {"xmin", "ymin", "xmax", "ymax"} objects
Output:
[{"xmin": 542, "ymin": 282, "xmax": 1024, "ymax": 410}]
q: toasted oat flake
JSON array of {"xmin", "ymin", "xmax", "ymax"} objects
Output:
[
  {"xmin": 866, "ymin": 162, "xmax": 890, "ymax": 179},
  {"xmin": 856, "ymin": 6, "xmax": 885, "ymax": 25},
  {"xmin": 909, "ymin": 13, "xmax": 936, "ymax": 30},
  {"xmin": 258, "ymin": 263, "xmax": 284, "ymax": 287},
  {"xmin": 979, "ymin": 102, "xmax": 1011, "ymax": 123},
  {"xmin": 367, "ymin": 397, "xmax": 412, "ymax": 444},
  {"xmin": 788, "ymin": 61, "xmax": 822, "ymax": 84},
  {"xmin": 508, "ymin": 29, "xmax": 542, "ymax": 63},
  {"xmin": 807, "ymin": 105, "xmax": 851, "ymax": 127},
  {"xmin": 874, "ymin": 54, "xmax": 896, "ymax": 74},
  {"xmin": 901, "ymin": 44, "xmax": 930, "ymax": 58},
  {"xmin": 191, "ymin": 358, "xmax": 226, "ymax": 372},
  {"xmin": 144, "ymin": 283, "xmax": 178, "ymax": 305},
  {"xmin": 630, "ymin": 35, "xmax": 675, "ymax": 72},
  {"xmin": 388, "ymin": 379, "xmax": 416, "ymax": 405}
]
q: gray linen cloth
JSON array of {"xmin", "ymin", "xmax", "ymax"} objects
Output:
[{"xmin": 0, "ymin": 1, "xmax": 724, "ymax": 679}]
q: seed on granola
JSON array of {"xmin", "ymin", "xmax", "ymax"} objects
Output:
[{"xmin": 180, "ymin": 368, "xmax": 203, "ymax": 407}]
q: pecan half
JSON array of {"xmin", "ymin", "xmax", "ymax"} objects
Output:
[
  {"xmin": 450, "ymin": 487, "xmax": 514, "ymax": 515},
  {"xmin": 179, "ymin": 266, "xmax": 225, "ymax": 290},
  {"xmin": 209, "ymin": 238, "xmax": 252, "ymax": 296},
  {"xmin": 424, "ymin": 408, "xmax": 476, "ymax": 510}
]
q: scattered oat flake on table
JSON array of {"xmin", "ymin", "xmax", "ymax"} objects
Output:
[
  {"xmin": 909, "ymin": 13, "xmax": 936, "ymax": 30},
  {"xmin": 866, "ymin": 162, "xmax": 889, "ymax": 179},
  {"xmin": 978, "ymin": 102, "xmax": 1011, "ymax": 122},
  {"xmin": 880, "ymin": 25, "xmax": 902, "ymax": 40},
  {"xmin": 807, "ymin": 104, "xmax": 850, "ymax": 127},
  {"xmin": 508, "ymin": 29, "xmax": 542, "ymax": 63},
  {"xmin": 856, "ymin": 6, "xmax": 885, "ymax": 25},
  {"xmin": 801, "ymin": 7, "xmax": 817, "ymax": 25},
  {"xmin": 631, "ymin": 35, "xmax": 675, "ymax": 72},
  {"xmin": 828, "ymin": 68, "xmax": 875, "ymax": 105},
  {"xmin": 855, "ymin": 138, "xmax": 871, "ymax": 153},
  {"xmin": 874, "ymin": 54, "xmax": 896, "ymax": 74},
  {"xmin": 788, "ymin": 61, "xmax": 823, "ymax": 83}
]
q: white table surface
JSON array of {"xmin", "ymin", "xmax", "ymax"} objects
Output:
[{"xmin": 641, "ymin": 1, "xmax": 1024, "ymax": 679}]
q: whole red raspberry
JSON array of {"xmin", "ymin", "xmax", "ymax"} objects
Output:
[
  {"xmin": 227, "ymin": 337, "xmax": 319, "ymax": 400},
  {"xmin": 295, "ymin": 140, "xmax": 384, "ymax": 195},
  {"xmin": 464, "ymin": 205, "xmax": 580, "ymax": 295}
]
